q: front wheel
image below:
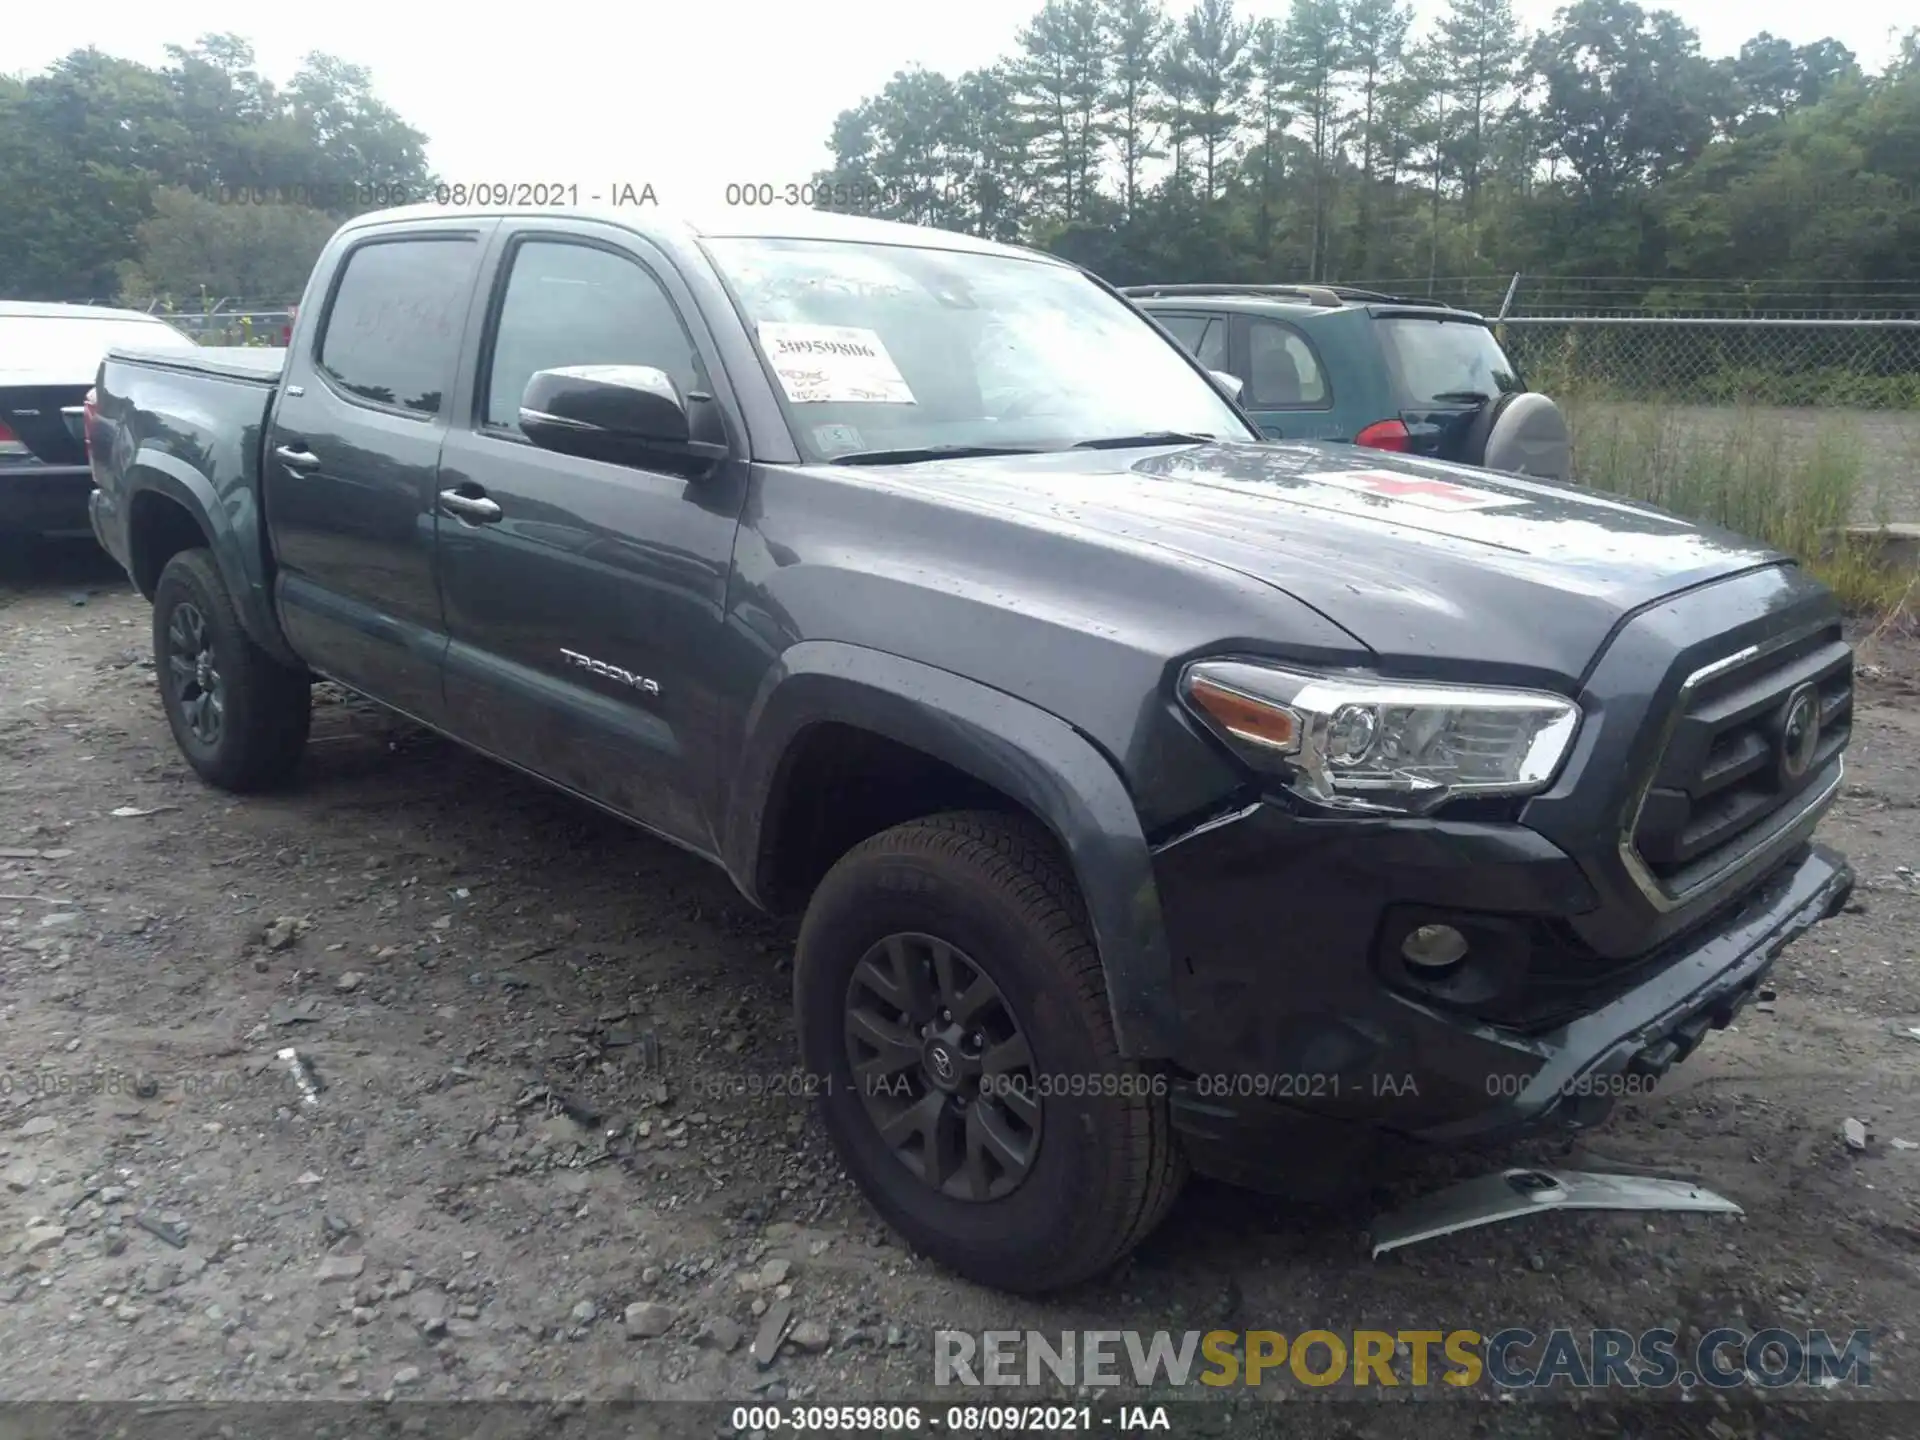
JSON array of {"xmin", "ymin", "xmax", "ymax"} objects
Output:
[
  {"xmin": 794, "ymin": 811, "xmax": 1185, "ymax": 1293},
  {"xmin": 152, "ymin": 548, "xmax": 311, "ymax": 792}
]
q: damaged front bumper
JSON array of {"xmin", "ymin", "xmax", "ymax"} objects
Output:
[
  {"xmin": 1150, "ymin": 799, "xmax": 1853, "ymax": 1193},
  {"xmin": 1412, "ymin": 840, "xmax": 1851, "ymax": 1144}
]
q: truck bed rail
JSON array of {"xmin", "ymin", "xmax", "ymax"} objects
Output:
[{"xmin": 105, "ymin": 345, "xmax": 286, "ymax": 385}]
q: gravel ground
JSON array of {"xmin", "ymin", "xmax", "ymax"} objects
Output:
[{"xmin": 3, "ymin": 541, "xmax": 1920, "ymax": 1436}]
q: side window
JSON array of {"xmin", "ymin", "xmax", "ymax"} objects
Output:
[
  {"xmin": 318, "ymin": 238, "xmax": 478, "ymax": 416},
  {"xmin": 1156, "ymin": 314, "xmax": 1209, "ymax": 350},
  {"xmin": 484, "ymin": 241, "xmax": 708, "ymax": 432},
  {"xmin": 1154, "ymin": 314, "xmax": 1228, "ymax": 373},
  {"xmin": 1193, "ymin": 319, "xmax": 1228, "ymax": 372},
  {"xmin": 1247, "ymin": 320, "xmax": 1328, "ymax": 409}
]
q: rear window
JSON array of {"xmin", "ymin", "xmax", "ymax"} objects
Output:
[
  {"xmin": 318, "ymin": 237, "xmax": 479, "ymax": 416},
  {"xmin": 1376, "ymin": 318, "xmax": 1521, "ymax": 406},
  {"xmin": 0, "ymin": 315, "xmax": 196, "ymax": 377}
]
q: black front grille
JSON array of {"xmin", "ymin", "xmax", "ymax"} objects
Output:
[{"xmin": 1629, "ymin": 625, "xmax": 1851, "ymax": 894}]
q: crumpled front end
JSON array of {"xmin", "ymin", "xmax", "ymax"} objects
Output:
[{"xmin": 1147, "ymin": 563, "xmax": 1856, "ymax": 1193}]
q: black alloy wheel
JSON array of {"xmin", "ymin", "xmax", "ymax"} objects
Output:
[
  {"xmin": 843, "ymin": 932, "xmax": 1041, "ymax": 1200},
  {"xmin": 795, "ymin": 812, "xmax": 1186, "ymax": 1293},
  {"xmin": 151, "ymin": 548, "xmax": 311, "ymax": 792},
  {"xmin": 165, "ymin": 600, "xmax": 225, "ymax": 746}
]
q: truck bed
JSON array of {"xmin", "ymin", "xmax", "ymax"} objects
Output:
[
  {"xmin": 105, "ymin": 344, "xmax": 286, "ymax": 385},
  {"xmin": 90, "ymin": 345, "xmax": 290, "ymax": 639}
]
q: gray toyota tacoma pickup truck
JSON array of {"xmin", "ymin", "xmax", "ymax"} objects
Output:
[{"xmin": 87, "ymin": 203, "xmax": 1855, "ymax": 1293}]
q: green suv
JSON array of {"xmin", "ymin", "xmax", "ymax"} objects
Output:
[{"xmin": 1126, "ymin": 283, "xmax": 1570, "ymax": 478}]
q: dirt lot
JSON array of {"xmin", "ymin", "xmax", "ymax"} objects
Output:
[{"xmin": 3, "ymin": 541, "xmax": 1920, "ymax": 1434}]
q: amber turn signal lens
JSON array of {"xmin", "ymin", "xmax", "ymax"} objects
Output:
[{"xmin": 1187, "ymin": 676, "xmax": 1300, "ymax": 752}]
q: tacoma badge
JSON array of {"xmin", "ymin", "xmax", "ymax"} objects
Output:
[{"xmin": 560, "ymin": 648, "xmax": 661, "ymax": 695}]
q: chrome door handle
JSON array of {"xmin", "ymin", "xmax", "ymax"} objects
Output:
[
  {"xmin": 275, "ymin": 445, "xmax": 320, "ymax": 468},
  {"xmin": 439, "ymin": 489, "xmax": 502, "ymax": 523}
]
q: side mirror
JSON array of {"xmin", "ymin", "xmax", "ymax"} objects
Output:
[
  {"xmin": 519, "ymin": 365, "xmax": 726, "ymax": 466},
  {"xmin": 1209, "ymin": 369, "xmax": 1246, "ymax": 404}
]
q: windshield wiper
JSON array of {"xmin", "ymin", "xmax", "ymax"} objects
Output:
[
  {"xmin": 1427, "ymin": 390, "xmax": 1491, "ymax": 404},
  {"xmin": 828, "ymin": 432, "xmax": 1220, "ymax": 465},
  {"xmin": 1071, "ymin": 431, "xmax": 1219, "ymax": 450},
  {"xmin": 828, "ymin": 444, "xmax": 1049, "ymax": 466}
]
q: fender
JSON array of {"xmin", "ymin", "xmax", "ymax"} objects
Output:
[
  {"xmin": 724, "ymin": 640, "xmax": 1179, "ymax": 1059},
  {"xmin": 123, "ymin": 449, "xmax": 302, "ymax": 670}
]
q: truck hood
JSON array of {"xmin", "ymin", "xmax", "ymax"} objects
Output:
[{"xmin": 835, "ymin": 440, "xmax": 1785, "ymax": 685}]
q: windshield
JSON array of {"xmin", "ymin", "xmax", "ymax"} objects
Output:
[
  {"xmin": 0, "ymin": 315, "xmax": 197, "ymax": 378},
  {"xmin": 1376, "ymin": 317, "xmax": 1522, "ymax": 406},
  {"xmin": 704, "ymin": 237, "xmax": 1255, "ymax": 461}
]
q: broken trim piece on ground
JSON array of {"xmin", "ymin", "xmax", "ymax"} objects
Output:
[{"xmin": 1369, "ymin": 1167, "xmax": 1743, "ymax": 1258}]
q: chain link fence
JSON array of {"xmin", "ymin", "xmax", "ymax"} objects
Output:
[
  {"xmin": 138, "ymin": 307, "xmax": 1920, "ymax": 401},
  {"xmin": 1344, "ymin": 275, "xmax": 1920, "ymax": 531},
  {"xmin": 55, "ymin": 298, "xmax": 299, "ymax": 346},
  {"xmin": 1350, "ymin": 273, "xmax": 1920, "ymax": 318},
  {"xmin": 160, "ymin": 307, "xmax": 296, "ymax": 348},
  {"xmin": 83, "ymin": 282, "xmax": 1920, "ymax": 408},
  {"xmin": 1345, "ymin": 274, "xmax": 1920, "ymax": 411},
  {"xmin": 52, "ymin": 279, "xmax": 1920, "ymax": 536},
  {"xmin": 1495, "ymin": 317, "xmax": 1920, "ymax": 410}
]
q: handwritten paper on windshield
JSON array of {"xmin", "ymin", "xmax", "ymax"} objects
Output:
[{"xmin": 757, "ymin": 324, "xmax": 916, "ymax": 405}]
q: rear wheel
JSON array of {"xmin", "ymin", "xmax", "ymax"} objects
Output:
[
  {"xmin": 795, "ymin": 811, "xmax": 1185, "ymax": 1292},
  {"xmin": 152, "ymin": 548, "xmax": 310, "ymax": 791}
]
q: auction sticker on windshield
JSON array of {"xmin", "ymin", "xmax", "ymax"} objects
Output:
[
  {"xmin": 1303, "ymin": 467, "xmax": 1528, "ymax": 513},
  {"xmin": 757, "ymin": 323, "xmax": 916, "ymax": 405}
]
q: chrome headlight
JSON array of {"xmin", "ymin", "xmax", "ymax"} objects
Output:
[{"xmin": 1180, "ymin": 660, "xmax": 1581, "ymax": 815}]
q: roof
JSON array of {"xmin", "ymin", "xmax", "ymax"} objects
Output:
[
  {"xmin": 0, "ymin": 301, "xmax": 184, "ymax": 323},
  {"xmin": 345, "ymin": 202, "xmax": 1062, "ymax": 264}
]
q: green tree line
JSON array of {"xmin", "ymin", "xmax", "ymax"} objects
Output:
[
  {"xmin": 5, "ymin": 13, "xmax": 1917, "ymax": 310},
  {"xmin": 812, "ymin": 0, "xmax": 1920, "ymax": 306},
  {"xmin": 0, "ymin": 36, "xmax": 433, "ymax": 302}
]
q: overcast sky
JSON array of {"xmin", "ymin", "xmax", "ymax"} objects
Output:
[{"xmin": 10, "ymin": 0, "xmax": 1912, "ymax": 212}]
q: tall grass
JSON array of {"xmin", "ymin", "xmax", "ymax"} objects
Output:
[{"xmin": 1558, "ymin": 396, "xmax": 1910, "ymax": 613}]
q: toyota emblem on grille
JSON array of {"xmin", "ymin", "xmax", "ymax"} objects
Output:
[{"xmin": 1776, "ymin": 682, "xmax": 1821, "ymax": 785}]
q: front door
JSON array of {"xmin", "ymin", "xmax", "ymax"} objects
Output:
[{"xmin": 434, "ymin": 226, "xmax": 745, "ymax": 851}]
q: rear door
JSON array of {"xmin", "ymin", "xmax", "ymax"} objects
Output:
[
  {"xmin": 1234, "ymin": 315, "xmax": 1344, "ymax": 442},
  {"xmin": 432, "ymin": 222, "xmax": 747, "ymax": 850},
  {"xmin": 265, "ymin": 218, "xmax": 493, "ymax": 723},
  {"xmin": 1371, "ymin": 312, "xmax": 1524, "ymax": 462}
]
